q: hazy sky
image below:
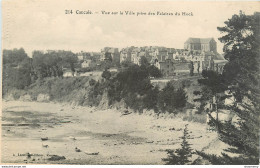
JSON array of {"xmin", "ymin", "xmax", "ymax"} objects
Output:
[{"xmin": 2, "ymin": 0, "xmax": 260, "ymax": 56}]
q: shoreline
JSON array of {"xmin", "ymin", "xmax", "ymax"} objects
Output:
[{"xmin": 1, "ymin": 100, "xmax": 223, "ymax": 165}]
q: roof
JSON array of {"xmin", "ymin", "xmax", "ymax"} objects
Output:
[
  {"xmin": 176, "ymin": 49, "xmax": 186, "ymax": 53},
  {"xmin": 139, "ymin": 51, "xmax": 146, "ymax": 57},
  {"xmin": 157, "ymin": 47, "xmax": 167, "ymax": 52},
  {"xmin": 121, "ymin": 46, "xmax": 135, "ymax": 52},
  {"xmin": 213, "ymin": 54, "xmax": 226, "ymax": 60},
  {"xmin": 167, "ymin": 48, "xmax": 176, "ymax": 53},
  {"xmin": 214, "ymin": 59, "xmax": 228, "ymax": 64},
  {"xmin": 90, "ymin": 52, "xmax": 101, "ymax": 56},
  {"xmin": 185, "ymin": 38, "xmax": 215, "ymax": 44},
  {"xmin": 190, "ymin": 50, "xmax": 202, "ymax": 55},
  {"xmin": 131, "ymin": 48, "xmax": 141, "ymax": 52},
  {"xmin": 203, "ymin": 51, "xmax": 215, "ymax": 56},
  {"xmin": 102, "ymin": 47, "xmax": 118, "ymax": 53},
  {"xmin": 146, "ymin": 56, "xmax": 153, "ymax": 62},
  {"xmin": 179, "ymin": 51, "xmax": 191, "ymax": 56},
  {"xmin": 108, "ymin": 48, "xmax": 118, "ymax": 53}
]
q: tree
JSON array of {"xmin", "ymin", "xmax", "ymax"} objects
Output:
[
  {"xmin": 175, "ymin": 87, "xmax": 188, "ymax": 108},
  {"xmin": 147, "ymin": 65, "xmax": 162, "ymax": 78},
  {"xmin": 89, "ymin": 79, "xmax": 96, "ymax": 86},
  {"xmin": 135, "ymin": 56, "xmax": 162, "ymax": 78},
  {"xmin": 158, "ymin": 82, "xmax": 187, "ymax": 113},
  {"xmin": 102, "ymin": 69, "xmax": 111, "ymax": 80},
  {"xmin": 189, "ymin": 61, "xmax": 194, "ymax": 76},
  {"xmin": 2, "ymin": 48, "xmax": 32, "ymax": 92},
  {"xmin": 31, "ymin": 50, "xmax": 75, "ymax": 79},
  {"xmin": 121, "ymin": 60, "xmax": 134, "ymax": 68},
  {"xmin": 2, "ymin": 66, "xmax": 31, "ymax": 91},
  {"xmin": 197, "ymin": 62, "xmax": 200, "ymax": 74},
  {"xmin": 180, "ymin": 57, "xmax": 186, "ymax": 62},
  {"xmin": 193, "ymin": 70, "xmax": 227, "ymax": 122},
  {"xmin": 143, "ymin": 86, "xmax": 159, "ymax": 111},
  {"xmin": 158, "ymin": 83, "xmax": 176, "ymax": 113},
  {"xmin": 197, "ymin": 11, "xmax": 260, "ymax": 165},
  {"xmin": 105, "ymin": 52, "xmax": 112, "ymax": 62},
  {"xmin": 60, "ymin": 51, "xmax": 78, "ymax": 76},
  {"xmin": 163, "ymin": 124, "xmax": 193, "ymax": 165},
  {"xmin": 140, "ymin": 56, "xmax": 150, "ymax": 67},
  {"xmin": 3, "ymin": 48, "xmax": 28, "ymax": 66},
  {"xmin": 107, "ymin": 64, "xmax": 152, "ymax": 112}
]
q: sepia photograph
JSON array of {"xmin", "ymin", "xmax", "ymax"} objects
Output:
[{"xmin": 1, "ymin": 0, "xmax": 260, "ymax": 166}]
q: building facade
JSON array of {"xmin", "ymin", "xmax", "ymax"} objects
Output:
[
  {"xmin": 155, "ymin": 58, "xmax": 175, "ymax": 77},
  {"xmin": 184, "ymin": 38, "xmax": 217, "ymax": 53},
  {"xmin": 101, "ymin": 47, "xmax": 120, "ymax": 64}
]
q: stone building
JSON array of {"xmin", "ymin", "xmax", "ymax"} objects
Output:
[
  {"xmin": 183, "ymin": 37, "xmax": 228, "ymax": 74},
  {"xmin": 81, "ymin": 60, "xmax": 91, "ymax": 68},
  {"xmin": 184, "ymin": 38, "xmax": 217, "ymax": 53},
  {"xmin": 100, "ymin": 47, "xmax": 120, "ymax": 64},
  {"xmin": 131, "ymin": 48, "xmax": 141, "ymax": 65},
  {"xmin": 155, "ymin": 57, "xmax": 175, "ymax": 77},
  {"xmin": 120, "ymin": 46, "xmax": 135, "ymax": 63},
  {"xmin": 213, "ymin": 59, "xmax": 228, "ymax": 74}
]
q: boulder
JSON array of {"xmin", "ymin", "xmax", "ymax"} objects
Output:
[
  {"xmin": 4, "ymin": 94, "xmax": 15, "ymax": 101},
  {"xmin": 37, "ymin": 94, "xmax": 50, "ymax": 102},
  {"xmin": 19, "ymin": 94, "xmax": 32, "ymax": 101},
  {"xmin": 47, "ymin": 155, "xmax": 66, "ymax": 161}
]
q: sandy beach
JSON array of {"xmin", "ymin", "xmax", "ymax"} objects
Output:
[{"xmin": 1, "ymin": 100, "xmax": 226, "ymax": 164}]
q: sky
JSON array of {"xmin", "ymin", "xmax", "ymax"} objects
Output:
[{"xmin": 2, "ymin": 0, "xmax": 260, "ymax": 56}]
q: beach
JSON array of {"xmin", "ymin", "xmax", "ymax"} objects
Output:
[{"xmin": 1, "ymin": 100, "xmax": 225, "ymax": 164}]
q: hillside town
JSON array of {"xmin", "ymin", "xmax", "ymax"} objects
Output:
[
  {"xmin": 69, "ymin": 37, "xmax": 227, "ymax": 77},
  {"xmin": 2, "ymin": 5, "xmax": 259, "ymax": 165}
]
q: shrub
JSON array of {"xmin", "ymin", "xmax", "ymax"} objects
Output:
[
  {"xmin": 158, "ymin": 82, "xmax": 187, "ymax": 114},
  {"xmin": 163, "ymin": 124, "xmax": 193, "ymax": 165},
  {"xmin": 107, "ymin": 64, "xmax": 152, "ymax": 112},
  {"xmin": 102, "ymin": 69, "xmax": 111, "ymax": 80}
]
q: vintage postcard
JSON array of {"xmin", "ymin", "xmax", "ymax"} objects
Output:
[{"xmin": 1, "ymin": 0, "xmax": 260, "ymax": 166}]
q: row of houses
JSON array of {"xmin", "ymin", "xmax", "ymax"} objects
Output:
[
  {"xmin": 154, "ymin": 50, "xmax": 227, "ymax": 76},
  {"xmin": 76, "ymin": 46, "xmax": 186, "ymax": 67},
  {"xmin": 118, "ymin": 38, "xmax": 226, "ymax": 76},
  {"xmin": 75, "ymin": 37, "xmax": 227, "ymax": 77}
]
